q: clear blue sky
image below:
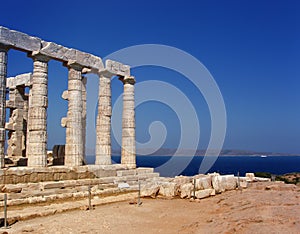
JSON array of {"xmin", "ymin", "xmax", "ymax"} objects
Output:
[{"xmin": 1, "ymin": 0, "xmax": 299, "ymax": 154}]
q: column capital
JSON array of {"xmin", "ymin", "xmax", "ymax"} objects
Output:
[
  {"xmin": 28, "ymin": 51, "xmax": 51, "ymax": 62},
  {"xmin": 98, "ymin": 69, "xmax": 115, "ymax": 78},
  {"xmin": 64, "ymin": 60, "xmax": 84, "ymax": 71},
  {"xmin": 119, "ymin": 76, "xmax": 135, "ymax": 85}
]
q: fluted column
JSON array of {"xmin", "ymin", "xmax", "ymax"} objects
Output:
[
  {"xmin": 26, "ymin": 53, "xmax": 49, "ymax": 167},
  {"xmin": 0, "ymin": 45, "xmax": 8, "ymax": 168},
  {"xmin": 95, "ymin": 73, "xmax": 112, "ymax": 165},
  {"xmin": 64, "ymin": 63, "xmax": 84, "ymax": 166},
  {"xmin": 120, "ymin": 76, "xmax": 136, "ymax": 168}
]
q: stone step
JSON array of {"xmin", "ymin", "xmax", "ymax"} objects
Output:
[
  {"xmin": 0, "ymin": 185, "xmax": 138, "ymax": 208},
  {"xmin": 116, "ymin": 167, "xmax": 154, "ymax": 177},
  {"xmin": 4, "ymin": 192, "xmax": 138, "ymax": 226},
  {"xmin": 114, "ymin": 173, "xmax": 160, "ymax": 183},
  {"xmin": 136, "ymin": 167, "xmax": 154, "ymax": 174}
]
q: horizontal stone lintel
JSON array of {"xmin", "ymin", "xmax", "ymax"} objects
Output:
[
  {"xmin": 0, "ymin": 26, "xmax": 41, "ymax": 52},
  {"xmin": 100, "ymin": 59, "xmax": 130, "ymax": 77},
  {"xmin": 0, "ymin": 26, "xmax": 105, "ymax": 72},
  {"xmin": 6, "ymin": 73, "xmax": 32, "ymax": 88},
  {"xmin": 40, "ymin": 41, "xmax": 104, "ymax": 71}
]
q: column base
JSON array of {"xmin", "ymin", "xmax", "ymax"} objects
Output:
[
  {"xmin": 122, "ymin": 163, "xmax": 136, "ymax": 169},
  {"xmin": 95, "ymin": 156, "xmax": 112, "ymax": 165}
]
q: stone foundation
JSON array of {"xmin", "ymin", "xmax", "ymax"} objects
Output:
[{"xmin": 0, "ymin": 166, "xmax": 158, "ymax": 208}]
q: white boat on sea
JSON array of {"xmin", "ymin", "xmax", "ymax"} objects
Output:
[{"xmin": 260, "ymin": 155, "xmax": 267, "ymax": 158}]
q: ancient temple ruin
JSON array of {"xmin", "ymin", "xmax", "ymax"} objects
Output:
[{"xmin": 0, "ymin": 26, "xmax": 136, "ymax": 169}]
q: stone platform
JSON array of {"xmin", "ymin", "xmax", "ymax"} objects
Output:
[{"xmin": 0, "ymin": 165, "xmax": 159, "ymax": 209}]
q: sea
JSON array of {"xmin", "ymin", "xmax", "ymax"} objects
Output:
[{"xmin": 86, "ymin": 155, "xmax": 300, "ymax": 177}]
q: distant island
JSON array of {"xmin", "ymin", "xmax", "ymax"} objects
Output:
[{"xmin": 110, "ymin": 148, "xmax": 299, "ymax": 156}]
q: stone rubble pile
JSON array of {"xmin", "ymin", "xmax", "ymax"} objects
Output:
[{"xmin": 140, "ymin": 172, "xmax": 270, "ymax": 200}]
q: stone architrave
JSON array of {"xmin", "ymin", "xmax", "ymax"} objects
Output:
[
  {"xmin": 95, "ymin": 71, "xmax": 112, "ymax": 165},
  {"xmin": 120, "ymin": 76, "xmax": 136, "ymax": 168},
  {"xmin": 0, "ymin": 45, "xmax": 8, "ymax": 168},
  {"xmin": 64, "ymin": 62, "xmax": 84, "ymax": 167},
  {"xmin": 26, "ymin": 53, "xmax": 49, "ymax": 167}
]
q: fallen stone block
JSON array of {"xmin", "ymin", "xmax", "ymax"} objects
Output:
[
  {"xmin": 195, "ymin": 189, "xmax": 215, "ymax": 199},
  {"xmin": 140, "ymin": 183, "xmax": 160, "ymax": 198},
  {"xmin": 239, "ymin": 180, "xmax": 248, "ymax": 188},
  {"xmin": 254, "ymin": 177, "xmax": 271, "ymax": 182},
  {"xmin": 212, "ymin": 174, "xmax": 237, "ymax": 193},
  {"xmin": 195, "ymin": 176, "xmax": 212, "ymax": 190},
  {"xmin": 159, "ymin": 182, "xmax": 178, "ymax": 197},
  {"xmin": 245, "ymin": 173, "xmax": 255, "ymax": 181},
  {"xmin": 180, "ymin": 183, "xmax": 193, "ymax": 199},
  {"xmin": 222, "ymin": 175, "xmax": 237, "ymax": 191},
  {"xmin": 211, "ymin": 174, "xmax": 225, "ymax": 194},
  {"xmin": 174, "ymin": 176, "xmax": 192, "ymax": 186}
]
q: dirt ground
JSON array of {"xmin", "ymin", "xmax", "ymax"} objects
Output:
[{"xmin": 6, "ymin": 182, "xmax": 300, "ymax": 234}]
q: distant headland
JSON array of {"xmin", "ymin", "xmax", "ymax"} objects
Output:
[{"xmin": 110, "ymin": 148, "xmax": 299, "ymax": 156}]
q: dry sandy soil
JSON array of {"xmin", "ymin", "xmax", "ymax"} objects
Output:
[{"xmin": 6, "ymin": 182, "xmax": 300, "ymax": 234}]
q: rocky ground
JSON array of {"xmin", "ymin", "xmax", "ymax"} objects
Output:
[{"xmin": 4, "ymin": 181, "xmax": 299, "ymax": 234}]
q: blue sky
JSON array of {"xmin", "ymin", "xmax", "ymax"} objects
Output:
[{"xmin": 1, "ymin": 0, "xmax": 299, "ymax": 154}]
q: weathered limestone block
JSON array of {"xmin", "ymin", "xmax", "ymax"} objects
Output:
[
  {"xmin": 195, "ymin": 188, "xmax": 215, "ymax": 199},
  {"xmin": 180, "ymin": 183, "xmax": 193, "ymax": 199},
  {"xmin": 41, "ymin": 181, "xmax": 65, "ymax": 190},
  {"xmin": 195, "ymin": 176, "xmax": 212, "ymax": 190},
  {"xmin": 137, "ymin": 167, "xmax": 154, "ymax": 174},
  {"xmin": 75, "ymin": 50, "xmax": 104, "ymax": 71},
  {"xmin": 117, "ymin": 169, "xmax": 137, "ymax": 177},
  {"xmin": 40, "ymin": 41, "xmax": 75, "ymax": 61},
  {"xmin": 0, "ymin": 26, "xmax": 41, "ymax": 52},
  {"xmin": 159, "ymin": 182, "xmax": 178, "ymax": 197},
  {"xmin": 245, "ymin": 173, "xmax": 255, "ymax": 181},
  {"xmin": 239, "ymin": 180, "xmax": 248, "ymax": 188},
  {"xmin": 254, "ymin": 177, "xmax": 271, "ymax": 182},
  {"xmin": 1, "ymin": 184, "xmax": 23, "ymax": 193},
  {"xmin": 222, "ymin": 175, "xmax": 237, "ymax": 191},
  {"xmin": 40, "ymin": 41, "xmax": 104, "ymax": 71},
  {"xmin": 140, "ymin": 183, "xmax": 160, "ymax": 198},
  {"xmin": 6, "ymin": 73, "xmax": 32, "ymax": 89},
  {"xmin": 211, "ymin": 174, "xmax": 237, "ymax": 193},
  {"xmin": 105, "ymin": 59, "xmax": 130, "ymax": 76},
  {"xmin": 211, "ymin": 174, "xmax": 225, "ymax": 194}
]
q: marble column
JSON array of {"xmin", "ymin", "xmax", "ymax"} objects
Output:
[
  {"xmin": 95, "ymin": 73, "xmax": 112, "ymax": 165},
  {"xmin": 26, "ymin": 53, "xmax": 49, "ymax": 167},
  {"xmin": 0, "ymin": 46, "xmax": 8, "ymax": 168},
  {"xmin": 120, "ymin": 76, "xmax": 136, "ymax": 168},
  {"xmin": 64, "ymin": 63, "xmax": 84, "ymax": 166}
]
